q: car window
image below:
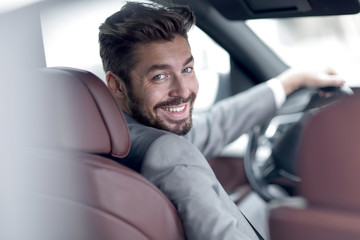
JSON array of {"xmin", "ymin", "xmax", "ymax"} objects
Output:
[
  {"xmin": 41, "ymin": 0, "xmax": 229, "ymax": 112},
  {"xmin": 246, "ymin": 14, "xmax": 360, "ymax": 86},
  {"xmin": 188, "ymin": 27, "xmax": 230, "ymax": 111}
]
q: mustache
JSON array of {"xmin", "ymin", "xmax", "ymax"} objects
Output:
[{"xmin": 155, "ymin": 93, "xmax": 196, "ymax": 109}]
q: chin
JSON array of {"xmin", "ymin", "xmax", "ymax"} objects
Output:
[{"xmin": 166, "ymin": 121, "xmax": 192, "ymax": 136}]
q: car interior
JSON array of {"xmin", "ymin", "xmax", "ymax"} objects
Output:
[
  {"xmin": 270, "ymin": 93, "xmax": 360, "ymax": 240},
  {"xmin": 2, "ymin": 0, "xmax": 360, "ymax": 239}
]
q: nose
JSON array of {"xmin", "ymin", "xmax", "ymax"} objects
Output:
[{"xmin": 169, "ymin": 75, "xmax": 190, "ymax": 98}]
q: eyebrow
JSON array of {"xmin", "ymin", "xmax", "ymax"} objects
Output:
[{"xmin": 147, "ymin": 55, "xmax": 194, "ymax": 74}]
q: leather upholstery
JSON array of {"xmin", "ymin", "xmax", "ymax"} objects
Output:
[
  {"xmin": 299, "ymin": 94, "xmax": 360, "ymax": 211},
  {"xmin": 269, "ymin": 94, "xmax": 360, "ymax": 240},
  {"xmin": 270, "ymin": 206, "xmax": 360, "ymax": 240},
  {"xmin": 21, "ymin": 67, "xmax": 184, "ymax": 239},
  {"xmin": 29, "ymin": 67, "xmax": 129, "ymax": 157}
]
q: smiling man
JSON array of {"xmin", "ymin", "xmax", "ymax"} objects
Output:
[
  {"xmin": 108, "ymin": 35, "xmax": 198, "ymax": 135},
  {"xmin": 99, "ymin": 2, "xmax": 344, "ymax": 240}
]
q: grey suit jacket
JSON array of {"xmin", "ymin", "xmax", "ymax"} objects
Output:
[{"xmin": 123, "ymin": 82, "xmax": 277, "ymax": 240}]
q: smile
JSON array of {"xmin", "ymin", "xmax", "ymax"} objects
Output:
[{"xmin": 162, "ymin": 106, "xmax": 186, "ymax": 112}]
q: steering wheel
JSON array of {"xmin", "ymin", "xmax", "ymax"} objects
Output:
[{"xmin": 244, "ymin": 85, "xmax": 353, "ymax": 202}]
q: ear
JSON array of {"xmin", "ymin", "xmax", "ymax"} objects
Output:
[{"xmin": 106, "ymin": 71, "xmax": 127, "ymax": 99}]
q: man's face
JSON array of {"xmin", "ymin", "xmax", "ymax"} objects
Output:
[{"xmin": 126, "ymin": 35, "xmax": 199, "ymax": 135}]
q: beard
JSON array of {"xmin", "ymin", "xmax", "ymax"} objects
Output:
[{"xmin": 128, "ymin": 92, "xmax": 195, "ymax": 136}]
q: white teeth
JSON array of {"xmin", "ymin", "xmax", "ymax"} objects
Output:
[{"xmin": 163, "ymin": 106, "xmax": 185, "ymax": 112}]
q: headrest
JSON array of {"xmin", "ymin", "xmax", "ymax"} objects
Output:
[
  {"xmin": 25, "ymin": 67, "xmax": 130, "ymax": 158},
  {"xmin": 299, "ymin": 94, "xmax": 360, "ymax": 212}
]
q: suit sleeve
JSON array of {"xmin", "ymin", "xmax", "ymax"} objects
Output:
[
  {"xmin": 186, "ymin": 82, "xmax": 277, "ymax": 159},
  {"xmin": 141, "ymin": 134, "xmax": 260, "ymax": 240}
]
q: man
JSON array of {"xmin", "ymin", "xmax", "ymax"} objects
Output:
[{"xmin": 98, "ymin": 2, "xmax": 344, "ymax": 239}]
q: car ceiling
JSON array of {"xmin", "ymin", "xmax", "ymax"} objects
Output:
[{"xmin": 173, "ymin": 0, "xmax": 360, "ymax": 20}]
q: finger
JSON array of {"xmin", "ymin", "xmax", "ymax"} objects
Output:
[
  {"xmin": 306, "ymin": 73, "xmax": 345, "ymax": 88},
  {"xmin": 318, "ymin": 75, "xmax": 345, "ymax": 87}
]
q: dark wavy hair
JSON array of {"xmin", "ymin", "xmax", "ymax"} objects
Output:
[{"xmin": 99, "ymin": 1, "xmax": 195, "ymax": 85}]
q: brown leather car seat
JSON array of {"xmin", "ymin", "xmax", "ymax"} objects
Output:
[
  {"xmin": 18, "ymin": 67, "xmax": 184, "ymax": 240},
  {"xmin": 269, "ymin": 94, "xmax": 360, "ymax": 240}
]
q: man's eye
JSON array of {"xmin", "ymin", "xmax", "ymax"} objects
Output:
[
  {"xmin": 182, "ymin": 67, "xmax": 193, "ymax": 73},
  {"xmin": 153, "ymin": 74, "xmax": 165, "ymax": 81}
]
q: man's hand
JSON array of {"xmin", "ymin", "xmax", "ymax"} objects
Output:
[{"xmin": 277, "ymin": 67, "xmax": 345, "ymax": 96}]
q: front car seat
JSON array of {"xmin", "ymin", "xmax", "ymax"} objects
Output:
[
  {"xmin": 12, "ymin": 67, "xmax": 184, "ymax": 240},
  {"xmin": 269, "ymin": 94, "xmax": 360, "ymax": 240}
]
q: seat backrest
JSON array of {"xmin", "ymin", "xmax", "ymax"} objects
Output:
[
  {"xmin": 269, "ymin": 95, "xmax": 360, "ymax": 240},
  {"xmin": 18, "ymin": 67, "xmax": 184, "ymax": 240}
]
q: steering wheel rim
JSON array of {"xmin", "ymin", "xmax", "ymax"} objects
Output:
[{"xmin": 244, "ymin": 127, "xmax": 275, "ymax": 202}]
